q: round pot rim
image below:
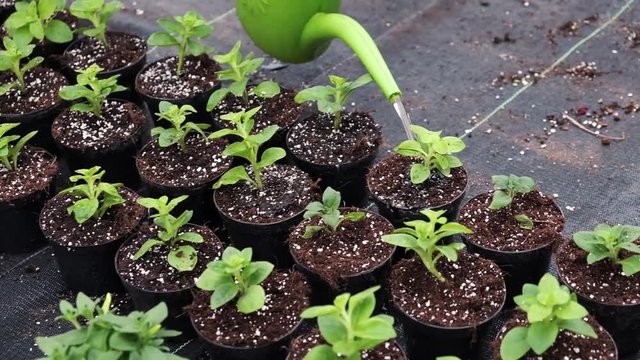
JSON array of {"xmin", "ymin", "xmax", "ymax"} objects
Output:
[
  {"xmin": 0, "ymin": 146, "xmax": 59, "ymax": 206},
  {"xmin": 0, "ymin": 68, "xmax": 68, "ymax": 118},
  {"xmin": 287, "ymin": 332, "xmax": 407, "ymax": 360}
]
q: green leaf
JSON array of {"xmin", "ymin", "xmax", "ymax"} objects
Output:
[
  {"xmin": 557, "ymin": 318, "xmax": 597, "ymax": 338},
  {"xmin": 303, "ymin": 345, "xmax": 339, "ymax": 360},
  {"xmin": 253, "ymin": 81, "xmax": 280, "ymax": 98},
  {"xmin": 145, "ymin": 302, "xmax": 169, "ymax": 324},
  {"xmin": 500, "ymin": 327, "xmax": 530, "ymax": 360},
  {"xmin": 210, "ymin": 283, "xmax": 239, "ymax": 309},
  {"xmin": 620, "ymin": 255, "xmax": 640, "ymax": 276},
  {"xmin": 410, "ymin": 163, "xmax": 430, "ymax": 184},
  {"xmin": 527, "ymin": 322, "xmax": 558, "ymax": 355},
  {"xmin": 244, "ymin": 261, "xmax": 273, "ymax": 286},
  {"xmin": 300, "ymin": 305, "xmax": 338, "ymax": 319},
  {"xmin": 147, "ymin": 32, "xmax": 179, "ymax": 46},
  {"xmin": 177, "ymin": 232, "xmax": 204, "ymax": 243},
  {"xmin": 492, "ymin": 175, "xmax": 510, "ymax": 190},
  {"xmin": 515, "ymin": 214, "xmax": 534, "ymax": 230},
  {"xmin": 436, "ymin": 245, "xmax": 460, "ymax": 262},
  {"xmin": 213, "ymin": 166, "xmax": 253, "ymax": 189},
  {"xmin": 236, "ymin": 284, "xmax": 265, "ymax": 313},
  {"xmin": 67, "ymin": 197, "xmax": 99, "ymax": 223},
  {"xmin": 555, "ymin": 300, "xmax": 588, "ymax": 320},
  {"xmin": 45, "ymin": 19, "xmax": 74, "ymax": 43},
  {"xmin": 354, "ymin": 316, "xmax": 396, "ymax": 340},
  {"xmin": 382, "ymin": 233, "xmax": 417, "ymax": 248},
  {"xmin": 322, "ymin": 187, "xmax": 342, "ymax": 211},
  {"xmin": 132, "ymin": 239, "xmax": 164, "ymax": 260},
  {"xmin": 318, "ymin": 315, "xmax": 348, "ymax": 344},
  {"xmin": 302, "ymin": 225, "xmax": 324, "ymax": 239},
  {"xmin": 489, "ymin": 190, "xmax": 512, "ymax": 210},
  {"xmin": 168, "ymin": 245, "xmax": 198, "ymax": 272},
  {"xmin": 394, "ymin": 140, "xmax": 425, "ymax": 157},
  {"xmin": 196, "ymin": 267, "xmax": 232, "ymax": 291},
  {"xmin": 257, "ymin": 147, "xmax": 286, "ymax": 168},
  {"xmin": 344, "ymin": 211, "xmax": 365, "ymax": 222}
]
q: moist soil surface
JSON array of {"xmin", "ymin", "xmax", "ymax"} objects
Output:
[
  {"xmin": 0, "ymin": 147, "xmax": 58, "ymax": 203},
  {"xmin": 136, "ymin": 55, "xmax": 220, "ymax": 99},
  {"xmin": 458, "ymin": 191, "xmax": 565, "ymax": 252},
  {"xmin": 288, "ymin": 329, "xmax": 406, "ymax": 360},
  {"xmin": 214, "ymin": 164, "xmax": 318, "ymax": 223},
  {"xmin": 136, "ymin": 135, "xmax": 231, "ymax": 188},
  {"xmin": 368, "ymin": 153, "xmax": 468, "ymax": 209},
  {"xmin": 189, "ymin": 271, "xmax": 310, "ymax": 347},
  {"xmin": 40, "ymin": 187, "xmax": 144, "ymax": 247},
  {"xmin": 287, "ymin": 112, "xmax": 383, "ymax": 165},
  {"xmin": 0, "ymin": 67, "xmax": 67, "ymax": 115},
  {"xmin": 116, "ymin": 223, "xmax": 223, "ymax": 292},
  {"xmin": 556, "ymin": 239, "xmax": 640, "ymax": 305},
  {"xmin": 52, "ymin": 100, "xmax": 146, "ymax": 151},
  {"xmin": 64, "ymin": 32, "xmax": 146, "ymax": 72},
  {"xmin": 289, "ymin": 208, "xmax": 394, "ymax": 287},
  {"xmin": 390, "ymin": 253, "xmax": 505, "ymax": 327}
]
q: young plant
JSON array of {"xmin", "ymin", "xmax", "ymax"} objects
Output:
[
  {"xmin": 294, "ymin": 74, "xmax": 372, "ymax": 129},
  {"xmin": 147, "ymin": 10, "xmax": 213, "ymax": 76},
  {"xmin": 151, "ymin": 101, "xmax": 210, "ymax": 152},
  {"xmin": 206, "ymin": 41, "xmax": 280, "ymax": 111},
  {"xmin": 515, "ymin": 214, "xmax": 534, "ymax": 230},
  {"xmin": 302, "ymin": 187, "xmax": 365, "ymax": 239},
  {"xmin": 196, "ymin": 246, "xmax": 274, "ymax": 314},
  {"xmin": 500, "ymin": 273, "xmax": 596, "ymax": 360},
  {"xmin": 133, "ymin": 195, "xmax": 204, "ymax": 272},
  {"xmin": 0, "ymin": 37, "xmax": 43, "ymax": 95},
  {"xmin": 394, "ymin": 125, "xmax": 465, "ymax": 184},
  {"xmin": 58, "ymin": 64, "xmax": 127, "ymax": 117},
  {"xmin": 4, "ymin": 0, "xmax": 74, "ymax": 45},
  {"xmin": 382, "ymin": 209, "xmax": 472, "ymax": 282},
  {"xmin": 573, "ymin": 224, "xmax": 640, "ymax": 276},
  {"xmin": 59, "ymin": 166, "xmax": 125, "ymax": 224},
  {"xmin": 300, "ymin": 286, "xmax": 396, "ymax": 360},
  {"xmin": 0, "ymin": 123, "xmax": 37, "ymax": 171},
  {"xmin": 489, "ymin": 174, "xmax": 536, "ymax": 210},
  {"xmin": 69, "ymin": 0, "xmax": 122, "ymax": 47},
  {"xmin": 209, "ymin": 106, "xmax": 286, "ymax": 190}
]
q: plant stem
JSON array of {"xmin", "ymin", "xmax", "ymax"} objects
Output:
[
  {"xmin": 562, "ymin": 114, "xmax": 626, "ymax": 142},
  {"xmin": 243, "ymin": 89, "xmax": 249, "ymax": 107},
  {"xmin": 253, "ymin": 166, "xmax": 263, "ymax": 189},
  {"xmin": 177, "ymin": 43, "xmax": 186, "ymax": 76},
  {"xmin": 0, "ymin": 156, "xmax": 13, "ymax": 171},
  {"xmin": 333, "ymin": 111, "xmax": 342, "ymax": 129}
]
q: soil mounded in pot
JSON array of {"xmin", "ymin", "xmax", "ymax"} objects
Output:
[
  {"xmin": 288, "ymin": 329, "xmax": 406, "ymax": 360},
  {"xmin": 0, "ymin": 147, "xmax": 58, "ymax": 203},
  {"xmin": 0, "ymin": 67, "xmax": 67, "ymax": 115},
  {"xmin": 64, "ymin": 32, "xmax": 146, "ymax": 72},
  {"xmin": 136, "ymin": 55, "xmax": 220, "ymax": 99}
]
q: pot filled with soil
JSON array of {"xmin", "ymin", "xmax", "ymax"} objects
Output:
[{"xmin": 287, "ymin": 330, "xmax": 406, "ymax": 360}]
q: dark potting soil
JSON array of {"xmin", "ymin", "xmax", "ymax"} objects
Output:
[
  {"xmin": 492, "ymin": 312, "xmax": 616, "ymax": 359},
  {"xmin": 189, "ymin": 271, "xmax": 310, "ymax": 347},
  {"xmin": 136, "ymin": 55, "xmax": 220, "ymax": 99},
  {"xmin": 390, "ymin": 254, "xmax": 505, "ymax": 327},
  {"xmin": 0, "ymin": 147, "xmax": 58, "ymax": 203},
  {"xmin": 136, "ymin": 135, "xmax": 231, "ymax": 188},
  {"xmin": 52, "ymin": 100, "xmax": 146, "ymax": 151},
  {"xmin": 288, "ymin": 329, "xmax": 405, "ymax": 360},
  {"xmin": 556, "ymin": 239, "xmax": 640, "ymax": 305},
  {"xmin": 367, "ymin": 153, "xmax": 467, "ymax": 209},
  {"xmin": 0, "ymin": 67, "xmax": 67, "ymax": 115},
  {"xmin": 214, "ymin": 164, "xmax": 319, "ymax": 223},
  {"xmin": 458, "ymin": 191, "xmax": 565, "ymax": 252},
  {"xmin": 288, "ymin": 208, "xmax": 394, "ymax": 287},
  {"xmin": 287, "ymin": 112, "xmax": 382, "ymax": 165},
  {"xmin": 64, "ymin": 32, "xmax": 146, "ymax": 72},
  {"xmin": 40, "ymin": 187, "xmax": 144, "ymax": 247},
  {"xmin": 116, "ymin": 223, "xmax": 223, "ymax": 292}
]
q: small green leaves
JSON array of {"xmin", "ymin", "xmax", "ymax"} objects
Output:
[
  {"xmin": 59, "ymin": 166, "xmax": 124, "ymax": 224},
  {"xmin": 489, "ymin": 174, "xmax": 536, "ymax": 210},
  {"xmin": 196, "ymin": 246, "xmax": 274, "ymax": 314},
  {"xmin": 151, "ymin": 101, "xmax": 210, "ymax": 152},
  {"xmin": 70, "ymin": 0, "xmax": 123, "ymax": 46},
  {"xmin": 0, "ymin": 123, "xmax": 37, "ymax": 171},
  {"xmin": 5, "ymin": 0, "xmax": 73, "ymax": 45},
  {"xmin": 515, "ymin": 214, "xmax": 534, "ymax": 230},
  {"xmin": 59, "ymin": 64, "xmax": 127, "ymax": 117},
  {"xmin": 0, "ymin": 37, "xmax": 44, "ymax": 94},
  {"xmin": 302, "ymin": 187, "xmax": 365, "ymax": 238},
  {"xmin": 573, "ymin": 224, "xmax": 640, "ymax": 276},
  {"xmin": 394, "ymin": 125, "xmax": 465, "ymax": 183}
]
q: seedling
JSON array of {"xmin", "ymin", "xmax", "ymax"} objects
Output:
[
  {"xmin": 382, "ymin": 209, "xmax": 472, "ymax": 282},
  {"xmin": 500, "ymin": 273, "xmax": 596, "ymax": 360},
  {"xmin": 4, "ymin": 0, "xmax": 74, "ymax": 45},
  {"xmin": 206, "ymin": 41, "xmax": 280, "ymax": 111},
  {"xmin": 489, "ymin": 174, "xmax": 536, "ymax": 210},
  {"xmin": 196, "ymin": 246, "xmax": 274, "ymax": 314},
  {"xmin": 59, "ymin": 166, "xmax": 125, "ymax": 224},
  {"xmin": 0, "ymin": 37, "xmax": 43, "ymax": 95},
  {"xmin": 69, "ymin": 0, "xmax": 122, "ymax": 47},
  {"xmin": 58, "ymin": 64, "xmax": 127, "ymax": 117},
  {"xmin": 573, "ymin": 224, "xmax": 640, "ymax": 276},
  {"xmin": 0, "ymin": 123, "xmax": 37, "ymax": 171},
  {"xmin": 515, "ymin": 214, "xmax": 533, "ymax": 230},
  {"xmin": 147, "ymin": 10, "xmax": 213, "ymax": 76},
  {"xmin": 394, "ymin": 125, "xmax": 465, "ymax": 184},
  {"xmin": 209, "ymin": 107, "xmax": 286, "ymax": 190},
  {"xmin": 295, "ymin": 74, "xmax": 372, "ymax": 129},
  {"xmin": 151, "ymin": 101, "xmax": 210, "ymax": 152},
  {"xmin": 133, "ymin": 195, "xmax": 204, "ymax": 272},
  {"xmin": 300, "ymin": 286, "xmax": 396, "ymax": 360},
  {"xmin": 302, "ymin": 187, "xmax": 365, "ymax": 239}
]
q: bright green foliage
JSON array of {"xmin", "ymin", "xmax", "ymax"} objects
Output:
[
  {"xmin": 206, "ymin": 41, "xmax": 280, "ymax": 111},
  {"xmin": 58, "ymin": 64, "xmax": 127, "ymax": 117},
  {"xmin": 151, "ymin": 101, "xmax": 210, "ymax": 153},
  {"xmin": 294, "ymin": 74, "xmax": 372, "ymax": 129},
  {"xmin": 0, "ymin": 123, "xmax": 37, "ymax": 171},
  {"xmin": 394, "ymin": 125, "xmax": 465, "ymax": 184},
  {"xmin": 59, "ymin": 166, "xmax": 125, "ymax": 224},
  {"xmin": 382, "ymin": 209, "xmax": 472, "ymax": 282},
  {"xmin": 302, "ymin": 187, "xmax": 365, "ymax": 239},
  {"xmin": 133, "ymin": 195, "xmax": 204, "ymax": 272},
  {"xmin": 300, "ymin": 286, "xmax": 396, "ymax": 360},
  {"xmin": 500, "ymin": 273, "xmax": 596, "ymax": 360},
  {"xmin": 0, "ymin": 37, "xmax": 43, "ymax": 95},
  {"xmin": 5, "ymin": 0, "xmax": 73, "ymax": 45},
  {"xmin": 196, "ymin": 246, "xmax": 274, "ymax": 314},
  {"xmin": 69, "ymin": 0, "xmax": 122, "ymax": 46},
  {"xmin": 147, "ymin": 10, "xmax": 213, "ymax": 76},
  {"xmin": 209, "ymin": 106, "xmax": 286, "ymax": 189},
  {"xmin": 573, "ymin": 224, "xmax": 640, "ymax": 276},
  {"xmin": 515, "ymin": 214, "xmax": 533, "ymax": 230},
  {"xmin": 35, "ymin": 292, "xmax": 184, "ymax": 360},
  {"xmin": 489, "ymin": 174, "xmax": 536, "ymax": 210}
]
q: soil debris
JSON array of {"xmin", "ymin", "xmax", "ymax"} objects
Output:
[
  {"xmin": 547, "ymin": 15, "xmax": 599, "ymax": 45},
  {"xmin": 622, "ymin": 23, "xmax": 640, "ymax": 48}
]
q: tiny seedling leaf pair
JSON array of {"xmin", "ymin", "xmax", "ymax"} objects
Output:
[
  {"xmin": 489, "ymin": 174, "xmax": 536, "ymax": 210},
  {"xmin": 59, "ymin": 64, "xmax": 127, "ymax": 117},
  {"xmin": 0, "ymin": 123, "xmax": 37, "ymax": 171},
  {"xmin": 151, "ymin": 101, "xmax": 210, "ymax": 152},
  {"xmin": 573, "ymin": 224, "xmax": 640, "ymax": 276},
  {"xmin": 0, "ymin": 37, "xmax": 44, "ymax": 95},
  {"xmin": 302, "ymin": 187, "xmax": 365, "ymax": 239},
  {"xmin": 69, "ymin": 0, "xmax": 122, "ymax": 46},
  {"xmin": 5, "ymin": 0, "xmax": 73, "ymax": 45}
]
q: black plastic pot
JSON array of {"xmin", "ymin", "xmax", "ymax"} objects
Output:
[{"xmin": 285, "ymin": 337, "xmax": 407, "ymax": 360}]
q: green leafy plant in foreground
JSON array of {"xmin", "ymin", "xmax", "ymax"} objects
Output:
[
  {"xmin": 196, "ymin": 246, "xmax": 274, "ymax": 314},
  {"xmin": 300, "ymin": 286, "xmax": 396, "ymax": 360},
  {"xmin": 70, "ymin": 0, "xmax": 123, "ymax": 46},
  {"xmin": 302, "ymin": 187, "xmax": 365, "ymax": 239},
  {"xmin": 294, "ymin": 74, "xmax": 372, "ymax": 129},
  {"xmin": 394, "ymin": 125, "xmax": 465, "ymax": 185},
  {"xmin": 382, "ymin": 209, "xmax": 472, "ymax": 282},
  {"xmin": 0, "ymin": 123, "xmax": 37, "ymax": 171},
  {"xmin": 500, "ymin": 273, "xmax": 596, "ymax": 360},
  {"xmin": 4, "ymin": 0, "xmax": 74, "ymax": 45},
  {"xmin": 0, "ymin": 37, "xmax": 43, "ymax": 95},
  {"xmin": 58, "ymin": 64, "xmax": 127, "ymax": 117},
  {"xmin": 573, "ymin": 224, "xmax": 640, "ymax": 276},
  {"xmin": 151, "ymin": 101, "xmax": 210, "ymax": 152},
  {"xmin": 489, "ymin": 174, "xmax": 536, "ymax": 210}
]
